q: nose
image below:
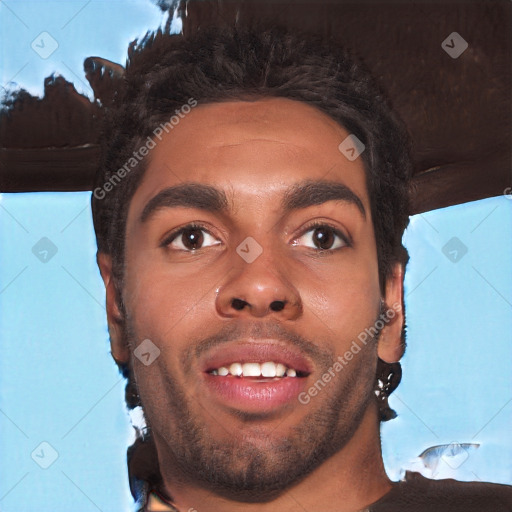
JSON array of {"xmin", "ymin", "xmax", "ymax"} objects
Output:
[{"xmin": 215, "ymin": 248, "xmax": 302, "ymax": 320}]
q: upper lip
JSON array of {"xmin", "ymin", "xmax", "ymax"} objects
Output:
[{"xmin": 200, "ymin": 339, "xmax": 313, "ymax": 375}]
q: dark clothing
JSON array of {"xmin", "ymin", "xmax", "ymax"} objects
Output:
[
  {"xmin": 368, "ymin": 471, "xmax": 512, "ymax": 512},
  {"xmin": 136, "ymin": 471, "xmax": 512, "ymax": 511}
]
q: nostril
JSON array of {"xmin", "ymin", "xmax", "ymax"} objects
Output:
[
  {"xmin": 270, "ymin": 300, "xmax": 285, "ymax": 312},
  {"xmin": 232, "ymin": 298, "xmax": 247, "ymax": 310},
  {"xmin": 231, "ymin": 299, "xmax": 286, "ymax": 312}
]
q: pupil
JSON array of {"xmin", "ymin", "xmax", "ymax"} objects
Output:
[
  {"xmin": 183, "ymin": 228, "xmax": 203, "ymax": 250},
  {"xmin": 313, "ymin": 227, "xmax": 334, "ymax": 250}
]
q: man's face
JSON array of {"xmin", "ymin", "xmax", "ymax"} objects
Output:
[{"xmin": 111, "ymin": 98, "xmax": 399, "ymax": 496}]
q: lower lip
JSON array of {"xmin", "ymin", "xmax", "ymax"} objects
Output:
[{"xmin": 202, "ymin": 373, "xmax": 308, "ymax": 412}]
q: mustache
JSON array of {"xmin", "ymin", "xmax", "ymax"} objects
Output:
[
  {"xmin": 180, "ymin": 303, "xmax": 383, "ymax": 374},
  {"xmin": 177, "ymin": 301, "xmax": 390, "ymax": 374},
  {"xmin": 180, "ymin": 320, "xmax": 335, "ymax": 374},
  {"xmin": 189, "ymin": 301, "xmax": 389, "ymax": 364}
]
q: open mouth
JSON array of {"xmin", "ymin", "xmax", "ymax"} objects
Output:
[
  {"xmin": 207, "ymin": 361, "xmax": 309, "ymax": 379},
  {"xmin": 200, "ymin": 342, "xmax": 312, "ymax": 412}
]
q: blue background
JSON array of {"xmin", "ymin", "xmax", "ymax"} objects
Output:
[{"xmin": 1, "ymin": 193, "xmax": 510, "ymax": 512}]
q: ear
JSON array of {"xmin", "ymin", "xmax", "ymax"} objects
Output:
[
  {"xmin": 377, "ymin": 262, "xmax": 405, "ymax": 363},
  {"xmin": 97, "ymin": 252, "xmax": 130, "ymax": 364}
]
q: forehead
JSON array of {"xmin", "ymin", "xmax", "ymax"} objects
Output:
[{"xmin": 128, "ymin": 98, "xmax": 370, "ymax": 219}]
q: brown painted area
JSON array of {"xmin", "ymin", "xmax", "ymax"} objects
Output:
[{"xmin": 1, "ymin": 0, "xmax": 511, "ymax": 214}]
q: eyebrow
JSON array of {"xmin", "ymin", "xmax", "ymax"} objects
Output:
[
  {"xmin": 140, "ymin": 183, "xmax": 229, "ymax": 223},
  {"xmin": 139, "ymin": 179, "xmax": 366, "ymax": 223},
  {"xmin": 282, "ymin": 180, "xmax": 366, "ymax": 218}
]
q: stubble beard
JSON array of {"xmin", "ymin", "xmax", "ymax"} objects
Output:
[{"xmin": 127, "ymin": 317, "xmax": 380, "ymax": 502}]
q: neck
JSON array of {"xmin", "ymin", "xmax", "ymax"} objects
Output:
[{"xmin": 154, "ymin": 403, "xmax": 392, "ymax": 512}]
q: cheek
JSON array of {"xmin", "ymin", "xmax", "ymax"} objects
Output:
[
  {"xmin": 123, "ymin": 264, "xmax": 207, "ymax": 396},
  {"xmin": 122, "ymin": 254, "xmax": 216, "ymax": 342},
  {"xmin": 302, "ymin": 251, "xmax": 380, "ymax": 346}
]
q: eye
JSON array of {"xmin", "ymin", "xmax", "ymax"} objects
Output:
[
  {"xmin": 162, "ymin": 223, "xmax": 221, "ymax": 251},
  {"xmin": 293, "ymin": 222, "xmax": 350, "ymax": 251}
]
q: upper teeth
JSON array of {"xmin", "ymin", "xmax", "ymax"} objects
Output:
[{"xmin": 210, "ymin": 362, "xmax": 298, "ymax": 378}]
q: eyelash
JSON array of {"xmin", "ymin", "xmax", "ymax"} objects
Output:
[
  {"xmin": 298, "ymin": 220, "xmax": 352, "ymax": 251},
  {"xmin": 161, "ymin": 221, "xmax": 351, "ymax": 252},
  {"xmin": 160, "ymin": 222, "xmax": 214, "ymax": 248}
]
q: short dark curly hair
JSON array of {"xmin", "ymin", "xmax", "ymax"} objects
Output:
[{"xmin": 91, "ymin": 25, "xmax": 411, "ymax": 293}]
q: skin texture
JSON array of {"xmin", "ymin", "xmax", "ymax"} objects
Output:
[{"xmin": 98, "ymin": 98, "xmax": 405, "ymax": 512}]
